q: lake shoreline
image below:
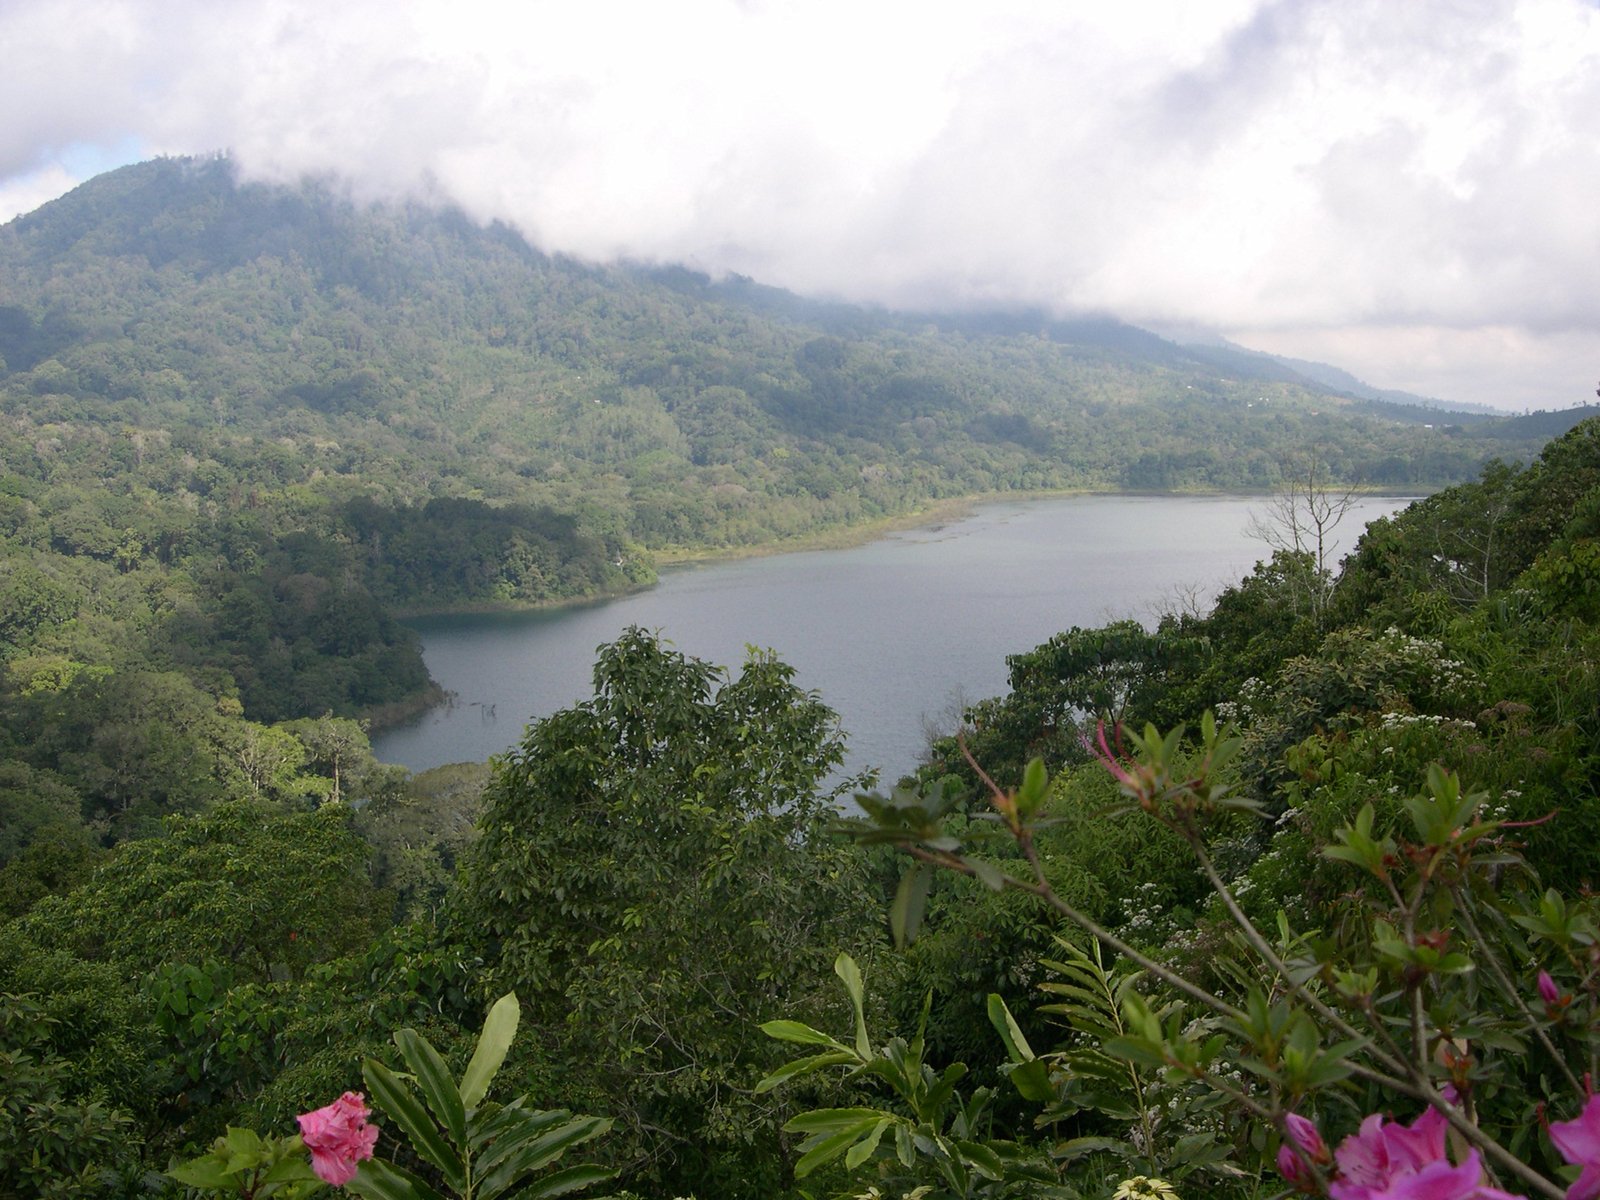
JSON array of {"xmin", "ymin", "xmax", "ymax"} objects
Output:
[
  {"xmin": 389, "ymin": 483, "xmax": 1422, "ymax": 620},
  {"xmin": 373, "ymin": 493, "xmax": 1422, "ymax": 777}
]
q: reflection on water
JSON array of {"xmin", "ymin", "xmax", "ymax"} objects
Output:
[{"xmin": 373, "ymin": 493, "xmax": 1414, "ymax": 783}]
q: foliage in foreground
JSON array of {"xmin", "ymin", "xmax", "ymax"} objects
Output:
[
  {"xmin": 4, "ymin": 417, "xmax": 1599, "ymax": 1197},
  {"xmin": 168, "ymin": 991, "xmax": 614, "ymax": 1200},
  {"xmin": 781, "ymin": 720, "xmax": 1600, "ymax": 1199}
]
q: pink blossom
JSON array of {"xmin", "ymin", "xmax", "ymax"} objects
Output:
[
  {"xmin": 1328, "ymin": 1108, "xmax": 1523, "ymax": 1200},
  {"xmin": 1550, "ymin": 1093, "xmax": 1600, "ymax": 1200},
  {"xmin": 1335, "ymin": 1108, "xmax": 1449, "ymax": 1188},
  {"xmin": 1539, "ymin": 971, "xmax": 1561, "ymax": 1006},
  {"xmin": 1287, "ymin": 1112, "xmax": 1332, "ymax": 1162},
  {"xmin": 1280, "ymin": 1113, "xmax": 1333, "ymax": 1190},
  {"xmin": 1330, "ymin": 1150, "xmax": 1523, "ymax": 1200},
  {"xmin": 298, "ymin": 1091, "xmax": 378, "ymax": 1187}
]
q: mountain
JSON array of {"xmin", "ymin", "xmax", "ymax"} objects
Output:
[
  {"xmin": 0, "ymin": 157, "xmax": 1576, "ymax": 588},
  {"xmin": 0, "ymin": 154, "xmax": 1588, "ymax": 847}
]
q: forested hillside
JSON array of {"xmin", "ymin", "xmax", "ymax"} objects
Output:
[
  {"xmin": 2, "ymin": 156, "xmax": 1572, "ymax": 567},
  {"xmin": 4, "ymin": 155, "xmax": 1599, "ymax": 1198},
  {"xmin": 4, "ymin": 364, "xmax": 1598, "ymax": 1196},
  {"xmin": 0, "ymin": 157, "xmax": 1580, "ymax": 729}
]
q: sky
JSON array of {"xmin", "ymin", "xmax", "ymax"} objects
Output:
[{"xmin": 2, "ymin": 0, "xmax": 1598, "ymax": 411}]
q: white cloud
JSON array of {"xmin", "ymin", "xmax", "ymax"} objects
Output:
[
  {"xmin": 0, "ymin": 163, "xmax": 83, "ymax": 225},
  {"xmin": 2, "ymin": 0, "xmax": 1597, "ymax": 408}
]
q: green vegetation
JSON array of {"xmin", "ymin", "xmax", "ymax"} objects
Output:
[
  {"xmin": 5, "ymin": 156, "xmax": 1600, "ymax": 1198},
  {"xmin": 3, "ymin": 412, "xmax": 1596, "ymax": 1197},
  {"xmin": 0, "ymin": 156, "xmax": 1576, "ymax": 594}
]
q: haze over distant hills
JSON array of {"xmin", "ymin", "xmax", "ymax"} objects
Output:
[{"xmin": 0, "ymin": 155, "xmax": 1588, "ymax": 607}]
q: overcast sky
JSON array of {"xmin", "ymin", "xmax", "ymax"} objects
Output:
[{"xmin": 3, "ymin": 0, "xmax": 1597, "ymax": 410}]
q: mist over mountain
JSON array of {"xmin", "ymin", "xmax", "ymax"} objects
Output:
[{"xmin": 5, "ymin": 158, "xmax": 1580, "ymax": 547}]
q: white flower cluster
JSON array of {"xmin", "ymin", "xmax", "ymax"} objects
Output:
[
  {"xmin": 1376, "ymin": 711, "xmax": 1474, "ymax": 734},
  {"xmin": 1378, "ymin": 627, "xmax": 1477, "ymax": 698},
  {"xmin": 1214, "ymin": 676, "xmax": 1265, "ymax": 726},
  {"xmin": 1121, "ymin": 880, "xmax": 1172, "ymax": 940}
]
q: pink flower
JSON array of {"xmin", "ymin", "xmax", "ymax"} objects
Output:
[
  {"xmin": 1330, "ymin": 1150, "xmax": 1523, "ymax": 1200},
  {"xmin": 298, "ymin": 1091, "xmax": 378, "ymax": 1187},
  {"xmin": 1335, "ymin": 1108, "xmax": 1449, "ymax": 1189},
  {"xmin": 1328, "ymin": 1108, "xmax": 1523, "ymax": 1200},
  {"xmin": 1288, "ymin": 1112, "xmax": 1333, "ymax": 1161},
  {"xmin": 1280, "ymin": 1112, "xmax": 1333, "ymax": 1190},
  {"xmin": 1550, "ymin": 1093, "xmax": 1600, "ymax": 1200},
  {"xmin": 1540, "ymin": 972, "xmax": 1561, "ymax": 1007}
]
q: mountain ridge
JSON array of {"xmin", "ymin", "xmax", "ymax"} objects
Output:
[{"xmin": 1, "ymin": 155, "xmax": 1586, "ymax": 581}]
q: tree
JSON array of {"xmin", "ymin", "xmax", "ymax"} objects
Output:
[
  {"xmin": 452, "ymin": 628, "xmax": 879, "ymax": 1198},
  {"xmin": 1246, "ymin": 456, "xmax": 1358, "ymax": 620},
  {"xmin": 925, "ymin": 620, "xmax": 1179, "ymax": 786},
  {"xmin": 17, "ymin": 799, "xmax": 385, "ymax": 982}
]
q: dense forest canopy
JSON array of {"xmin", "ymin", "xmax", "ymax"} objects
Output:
[
  {"xmin": 4, "ymin": 413, "xmax": 1598, "ymax": 1198},
  {"xmin": 0, "ymin": 157, "xmax": 1583, "ymax": 729},
  {"xmin": 3, "ymin": 154, "xmax": 1600, "ymax": 1199}
]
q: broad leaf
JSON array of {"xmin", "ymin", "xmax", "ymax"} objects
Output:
[
  {"xmin": 985, "ymin": 993, "xmax": 1035, "ymax": 1062},
  {"xmin": 394, "ymin": 1028, "xmax": 465, "ymax": 1144},
  {"xmin": 834, "ymin": 954, "xmax": 871, "ymax": 1059},
  {"xmin": 363, "ymin": 1058, "xmax": 466, "ymax": 1191},
  {"xmin": 476, "ymin": 1115, "xmax": 613, "ymax": 1198},
  {"xmin": 348, "ymin": 1157, "xmax": 447, "ymax": 1200},
  {"xmin": 785, "ymin": 1107, "xmax": 893, "ymax": 1134},
  {"xmin": 760, "ymin": 1019, "xmax": 846, "ymax": 1048},
  {"xmin": 890, "ymin": 863, "xmax": 933, "ymax": 950},
  {"xmin": 517, "ymin": 1162, "xmax": 617, "ymax": 1200},
  {"xmin": 755, "ymin": 1050, "xmax": 857, "ymax": 1093},
  {"xmin": 460, "ymin": 992, "xmax": 520, "ymax": 1110},
  {"xmin": 845, "ymin": 1118, "xmax": 893, "ymax": 1169}
]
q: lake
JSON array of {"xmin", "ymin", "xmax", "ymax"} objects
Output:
[{"xmin": 372, "ymin": 493, "xmax": 1413, "ymax": 782}]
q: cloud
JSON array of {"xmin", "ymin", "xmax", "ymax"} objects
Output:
[
  {"xmin": 0, "ymin": 163, "xmax": 83, "ymax": 225},
  {"xmin": 2, "ymin": 0, "xmax": 1597, "ymax": 407}
]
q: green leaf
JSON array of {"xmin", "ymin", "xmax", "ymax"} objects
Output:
[
  {"xmin": 835, "ymin": 954, "xmax": 872, "ymax": 1059},
  {"xmin": 760, "ymin": 1020, "xmax": 847, "ymax": 1049},
  {"xmin": 956, "ymin": 1139, "xmax": 1005, "ymax": 1180},
  {"xmin": 476, "ymin": 1115, "xmax": 613, "ymax": 1200},
  {"xmin": 890, "ymin": 863, "xmax": 933, "ymax": 950},
  {"xmin": 363, "ymin": 1058, "xmax": 465, "ymax": 1191},
  {"xmin": 755, "ymin": 1050, "xmax": 857, "ymax": 1092},
  {"xmin": 347, "ymin": 1157, "xmax": 447, "ymax": 1200},
  {"xmin": 394, "ymin": 1028, "xmax": 466, "ymax": 1145},
  {"xmin": 1053, "ymin": 1135, "xmax": 1128, "ymax": 1163},
  {"xmin": 165, "ymin": 1159, "xmax": 234, "ymax": 1189},
  {"xmin": 968, "ymin": 857, "xmax": 1006, "ymax": 892},
  {"xmin": 517, "ymin": 1162, "xmax": 617, "ymax": 1200},
  {"xmin": 895, "ymin": 1121, "xmax": 914, "ymax": 1167},
  {"xmin": 986, "ymin": 993, "xmax": 1035, "ymax": 1062},
  {"xmin": 1005, "ymin": 1059, "xmax": 1055, "ymax": 1103},
  {"xmin": 460, "ymin": 992, "xmax": 519, "ymax": 1110},
  {"xmin": 259, "ymin": 1155, "xmax": 321, "ymax": 1185},
  {"xmin": 793, "ymin": 1122, "xmax": 881, "ymax": 1178},
  {"xmin": 844, "ymin": 1118, "xmax": 893, "ymax": 1169},
  {"xmin": 1017, "ymin": 757, "xmax": 1049, "ymax": 818},
  {"xmin": 1101, "ymin": 1036, "xmax": 1171, "ymax": 1069},
  {"xmin": 785, "ymin": 1107, "xmax": 893, "ymax": 1133}
]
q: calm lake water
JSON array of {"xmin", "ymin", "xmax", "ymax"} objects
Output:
[{"xmin": 372, "ymin": 493, "xmax": 1413, "ymax": 782}]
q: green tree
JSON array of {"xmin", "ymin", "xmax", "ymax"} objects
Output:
[
  {"xmin": 453, "ymin": 628, "xmax": 879, "ymax": 1198},
  {"xmin": 18, "ymin": 799, "xmax": 386, "ymax": 982}
]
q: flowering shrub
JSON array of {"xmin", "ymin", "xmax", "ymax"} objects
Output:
[
  {"xmin": 168, "ymin": 993, "xmax": 613, "ymax": 1200},
  {"xmin": 817, "ymin": 715, "xmax": 1600, "ymax": 1200}
]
